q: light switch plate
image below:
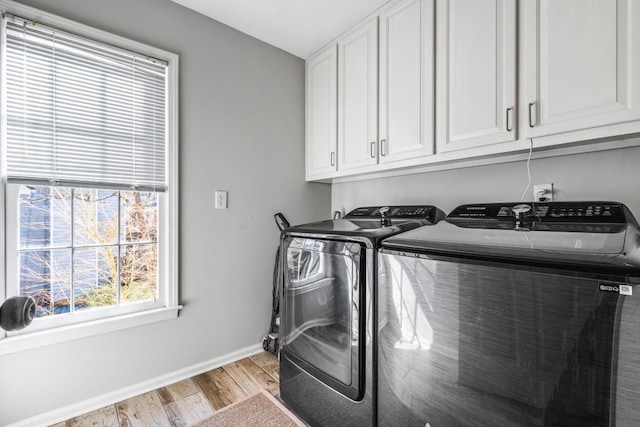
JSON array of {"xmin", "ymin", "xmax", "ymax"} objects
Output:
[{"xmin": 215, "ymin": 190, "xmax": 228, "ymax": 209}]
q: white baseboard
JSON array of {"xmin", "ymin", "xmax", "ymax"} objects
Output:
[{"xmin": 10, "ymin": 343, "xmax": 265, "ymax": 427}]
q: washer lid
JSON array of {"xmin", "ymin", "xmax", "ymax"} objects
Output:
[{"xmin": 382, "ymin": 201, "xmax": 640, "ymax": 272}]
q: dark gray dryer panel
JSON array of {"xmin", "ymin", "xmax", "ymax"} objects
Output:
[{"xmin": 279, "ymin": 204, "xmax": 445, "ymax": 427}]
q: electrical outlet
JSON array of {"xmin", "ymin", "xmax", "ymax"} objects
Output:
[
  {"xmin": 215, "ymin": 190, "xmax": 228, "ymax": 209},
  {"xmin": 533, "ymin": 184, "xmax": 553, "ymax": 202}
]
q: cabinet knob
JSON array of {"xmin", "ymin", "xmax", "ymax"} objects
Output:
[
  {"xmin": 370, "ymin": 141, "xmax": 376, "ymax": 158},
  {"xmin": 330, "ymin": 151, "xmax": 335, "ymax": 166}
]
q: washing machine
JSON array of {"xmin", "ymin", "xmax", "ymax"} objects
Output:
[
  {"xmin": 279, "ymin": 205, "xmax": 445, "ymax": 427},
  {"xmin": 377, "ymin": 201, "xmax": 640, "ymax": 426}
]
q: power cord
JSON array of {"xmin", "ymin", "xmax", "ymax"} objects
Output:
[{"xmin": 519, "ymin": 137, "xmax": 534, "ymax": 202}]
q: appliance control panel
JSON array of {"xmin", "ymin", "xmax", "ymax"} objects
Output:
[
  {"xmin": 448, "ymin": 202, "xmax": 629, "ymax": 224},
  {"xmin": 447, "ymin": 202, "xmax": 627, "ymax": 224},
  {"xmin": 345, "ymin": 205, "xmax": 438, "ymax": 220}
]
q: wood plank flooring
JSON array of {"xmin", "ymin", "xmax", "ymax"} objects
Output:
[{"xmin": 51, "ymin": 352, "xmax": 280, "ymax": 427}]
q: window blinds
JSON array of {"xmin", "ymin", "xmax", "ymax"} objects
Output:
[{"xmin": 4, "ymin": 15, "xmax": 168, "ymax": 191}]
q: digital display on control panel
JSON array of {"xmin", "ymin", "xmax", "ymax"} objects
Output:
[
  {"xmin": 388, "ymin": 207, "xmax": 432, "ymax": 217},
  {"xmin": 347, "ymin": 207, "xmax": 378, "ymax": 217}
]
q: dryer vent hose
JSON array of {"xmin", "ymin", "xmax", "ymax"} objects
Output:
[{"xmin": 0, "ymin": 295, "xmax": 36, "ymax": 331}]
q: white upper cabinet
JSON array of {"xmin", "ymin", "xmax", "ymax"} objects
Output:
[
  {"xmin": 436, "ymin": 0, "xmax": 516, "ymax": 153},
  {"xmin": 379, "ymin": 0, "xmax": 435, "ymax": 163},
  {"xmin": 523, "ymin": 0, "xmax": 640, "ymax": 139},
  {"xmin": 338, "ymin": 0, "xmax": 434, "ymax": 173},
  {"xmin": 305, "ymin": 0, "xmax": 640, "ymax": 181},
  {"xmin": 338, "ymin": 18, "xmax": 379, "ymax": 171},
  {"xmin": 306, "ymin": 45, "xmax": 338, "ymax": 179}
]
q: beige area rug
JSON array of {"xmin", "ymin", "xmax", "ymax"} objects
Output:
[{"xmin": 190, "ymin": 390, "xmax": 306, "ymax": 427}]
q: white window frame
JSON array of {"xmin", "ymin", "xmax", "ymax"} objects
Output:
[{"xmin": 0, "ymin": 0, "xmax": 180, "ymax": 355}]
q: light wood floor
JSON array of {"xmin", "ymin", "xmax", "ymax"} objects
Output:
[{"xmin": 50, "ymin": 351, "xmax": 279, "ymax": 427}]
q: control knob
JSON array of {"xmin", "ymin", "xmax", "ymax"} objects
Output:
[
  {"xmin": 379, "ymin": 206, "xmax": 391, "ymax": 226},
  {"xmin": 512, "ymin": 204, "xmax": 532, "ymax": 219},
  {"xmin": 512, "ymin": 204, "xmax": 532, "ymax": 231}
]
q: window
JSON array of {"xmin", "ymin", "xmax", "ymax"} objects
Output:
[
  {"xmin": 13, "ymin": 186, "xmax": 158, "ymax": 316},
  {"xmin": 0, "ymin": 4, "xmax": 178, "ymax": 344}
]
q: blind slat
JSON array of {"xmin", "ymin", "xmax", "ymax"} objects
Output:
[{"xmin": 5, "ymin": 16, "xmax": 168, "ymax": 191}]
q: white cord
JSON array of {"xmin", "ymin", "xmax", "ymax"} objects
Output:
[
  {"xmin": 519, "ymin": 138, "xmax": 533, "ymax": 201},
  {"xmin": 523, "ymin": 230, "xmax": 535, "ymax": 249}
]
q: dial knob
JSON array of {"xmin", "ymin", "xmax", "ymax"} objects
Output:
[
  {"xmin": 512, "ymin": 203, "xmax": 532, "ymax": 219},
  {"xmin": 378, "ymin": 206, "xmax": 391, "ymax": 226}
]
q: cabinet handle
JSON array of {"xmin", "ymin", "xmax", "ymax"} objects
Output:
[
  {"xmin": 380, "ymin": 139, "xmax": 387, "ymax": 156},
  {"xmin": 330, "ymin": 151, "xmax": 335, "ymax": 166},
  {"xmin": 506, "ymin": 107, "xmax": 513, "ymax": 132},
  {"xmin": 370, "ymin": 141, "xmax": 376, "ymax": 158},
  {"xmin": 528, "ymin": 102, "xmax": 536, "ymax": 128}
]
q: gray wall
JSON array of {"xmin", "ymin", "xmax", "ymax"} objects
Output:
[
  {"xmin": 0, "ymin": 0, "xmax": 330, "ymax": 424},
  {"xmin": 332, "ymin": 144, "xmax": 640, "ymax": 219}
]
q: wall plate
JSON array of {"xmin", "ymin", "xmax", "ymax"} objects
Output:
[
  {"xmin": 215, "ymin": 190, "xmax": 228, "ymax": 209},
  {"xmin": 533, "ymin": 184, "xmax": 553, "ymax": 202}
]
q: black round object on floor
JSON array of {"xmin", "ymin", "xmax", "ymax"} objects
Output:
[{"xmin": 0, "ymin": 295, "xmax": 36, "ymax": 331}]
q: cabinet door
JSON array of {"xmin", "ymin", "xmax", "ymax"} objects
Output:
[
  {"xmin": 306, "ymin": 45, "xmax": 338, "ymax": 178},
  {"xmin": 524, "ymin": 0, "xmax": 640, "ymax": 138},
  {"xmin": 379, "ymin": 0, "xmax": 434, "ymax": 163},
  {"xmin": 436, "ymin": 0, "xmax": 516, "ymax": 153},
  {"xmin": 338, "ymin": 19, "xmax": 379, "ymax": 171}
]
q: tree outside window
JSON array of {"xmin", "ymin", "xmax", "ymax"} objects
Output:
[{"xmin": 18, "ymin": 186, "xmax": 158, "ymax": 317}]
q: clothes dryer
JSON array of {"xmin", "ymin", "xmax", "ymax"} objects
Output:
[{"xmin": 280, "ymin": 205, "xmax": 444, "ymax": 427}]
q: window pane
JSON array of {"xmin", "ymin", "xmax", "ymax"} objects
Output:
[
  {"xmin": 73, "ymin": 189, "xmax": 119, "ymax": 246},
  {"xmin": 121, "ymin": 191, "xmax": 158, "ymax": 243},
  {"xmin": 19, "ymin": 185, "xmax": 71, "ymax": 248},
  {"xmin": 16, "ymin": 186, "xmax": 162, "ymax": 318},
  {"xmin": 120, "ymin": 244, "xmax": 157, "ymax": 303},
  {"xmin": 19, "ymin": 249, "xmax": 72, "ymax": 317},
  {"xmin": 73, "ymin": 246, "xmax": 118, "ymax": 311}
]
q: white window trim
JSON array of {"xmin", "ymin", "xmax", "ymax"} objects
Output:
[
  {"xmin": 0, "ymin": 0, "xmax": 180, "ymax": 354},
  {"xmin": 0, "ymin": 306, "xmax": 181, "ymax": 356}
]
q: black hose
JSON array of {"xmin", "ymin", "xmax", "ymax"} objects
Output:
[{"xmin": 270, "ymin": 246, "xmax": 281, "ymax": 334}]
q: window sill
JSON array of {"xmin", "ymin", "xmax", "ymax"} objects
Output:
[{"xmin": 0, "ymin": 305, "xmax": 182, "ymax": 356}]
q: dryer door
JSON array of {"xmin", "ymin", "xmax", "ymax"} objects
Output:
[{"xmin": 282, "ymin": 236, "xmax": 365, "ymax": 400}]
